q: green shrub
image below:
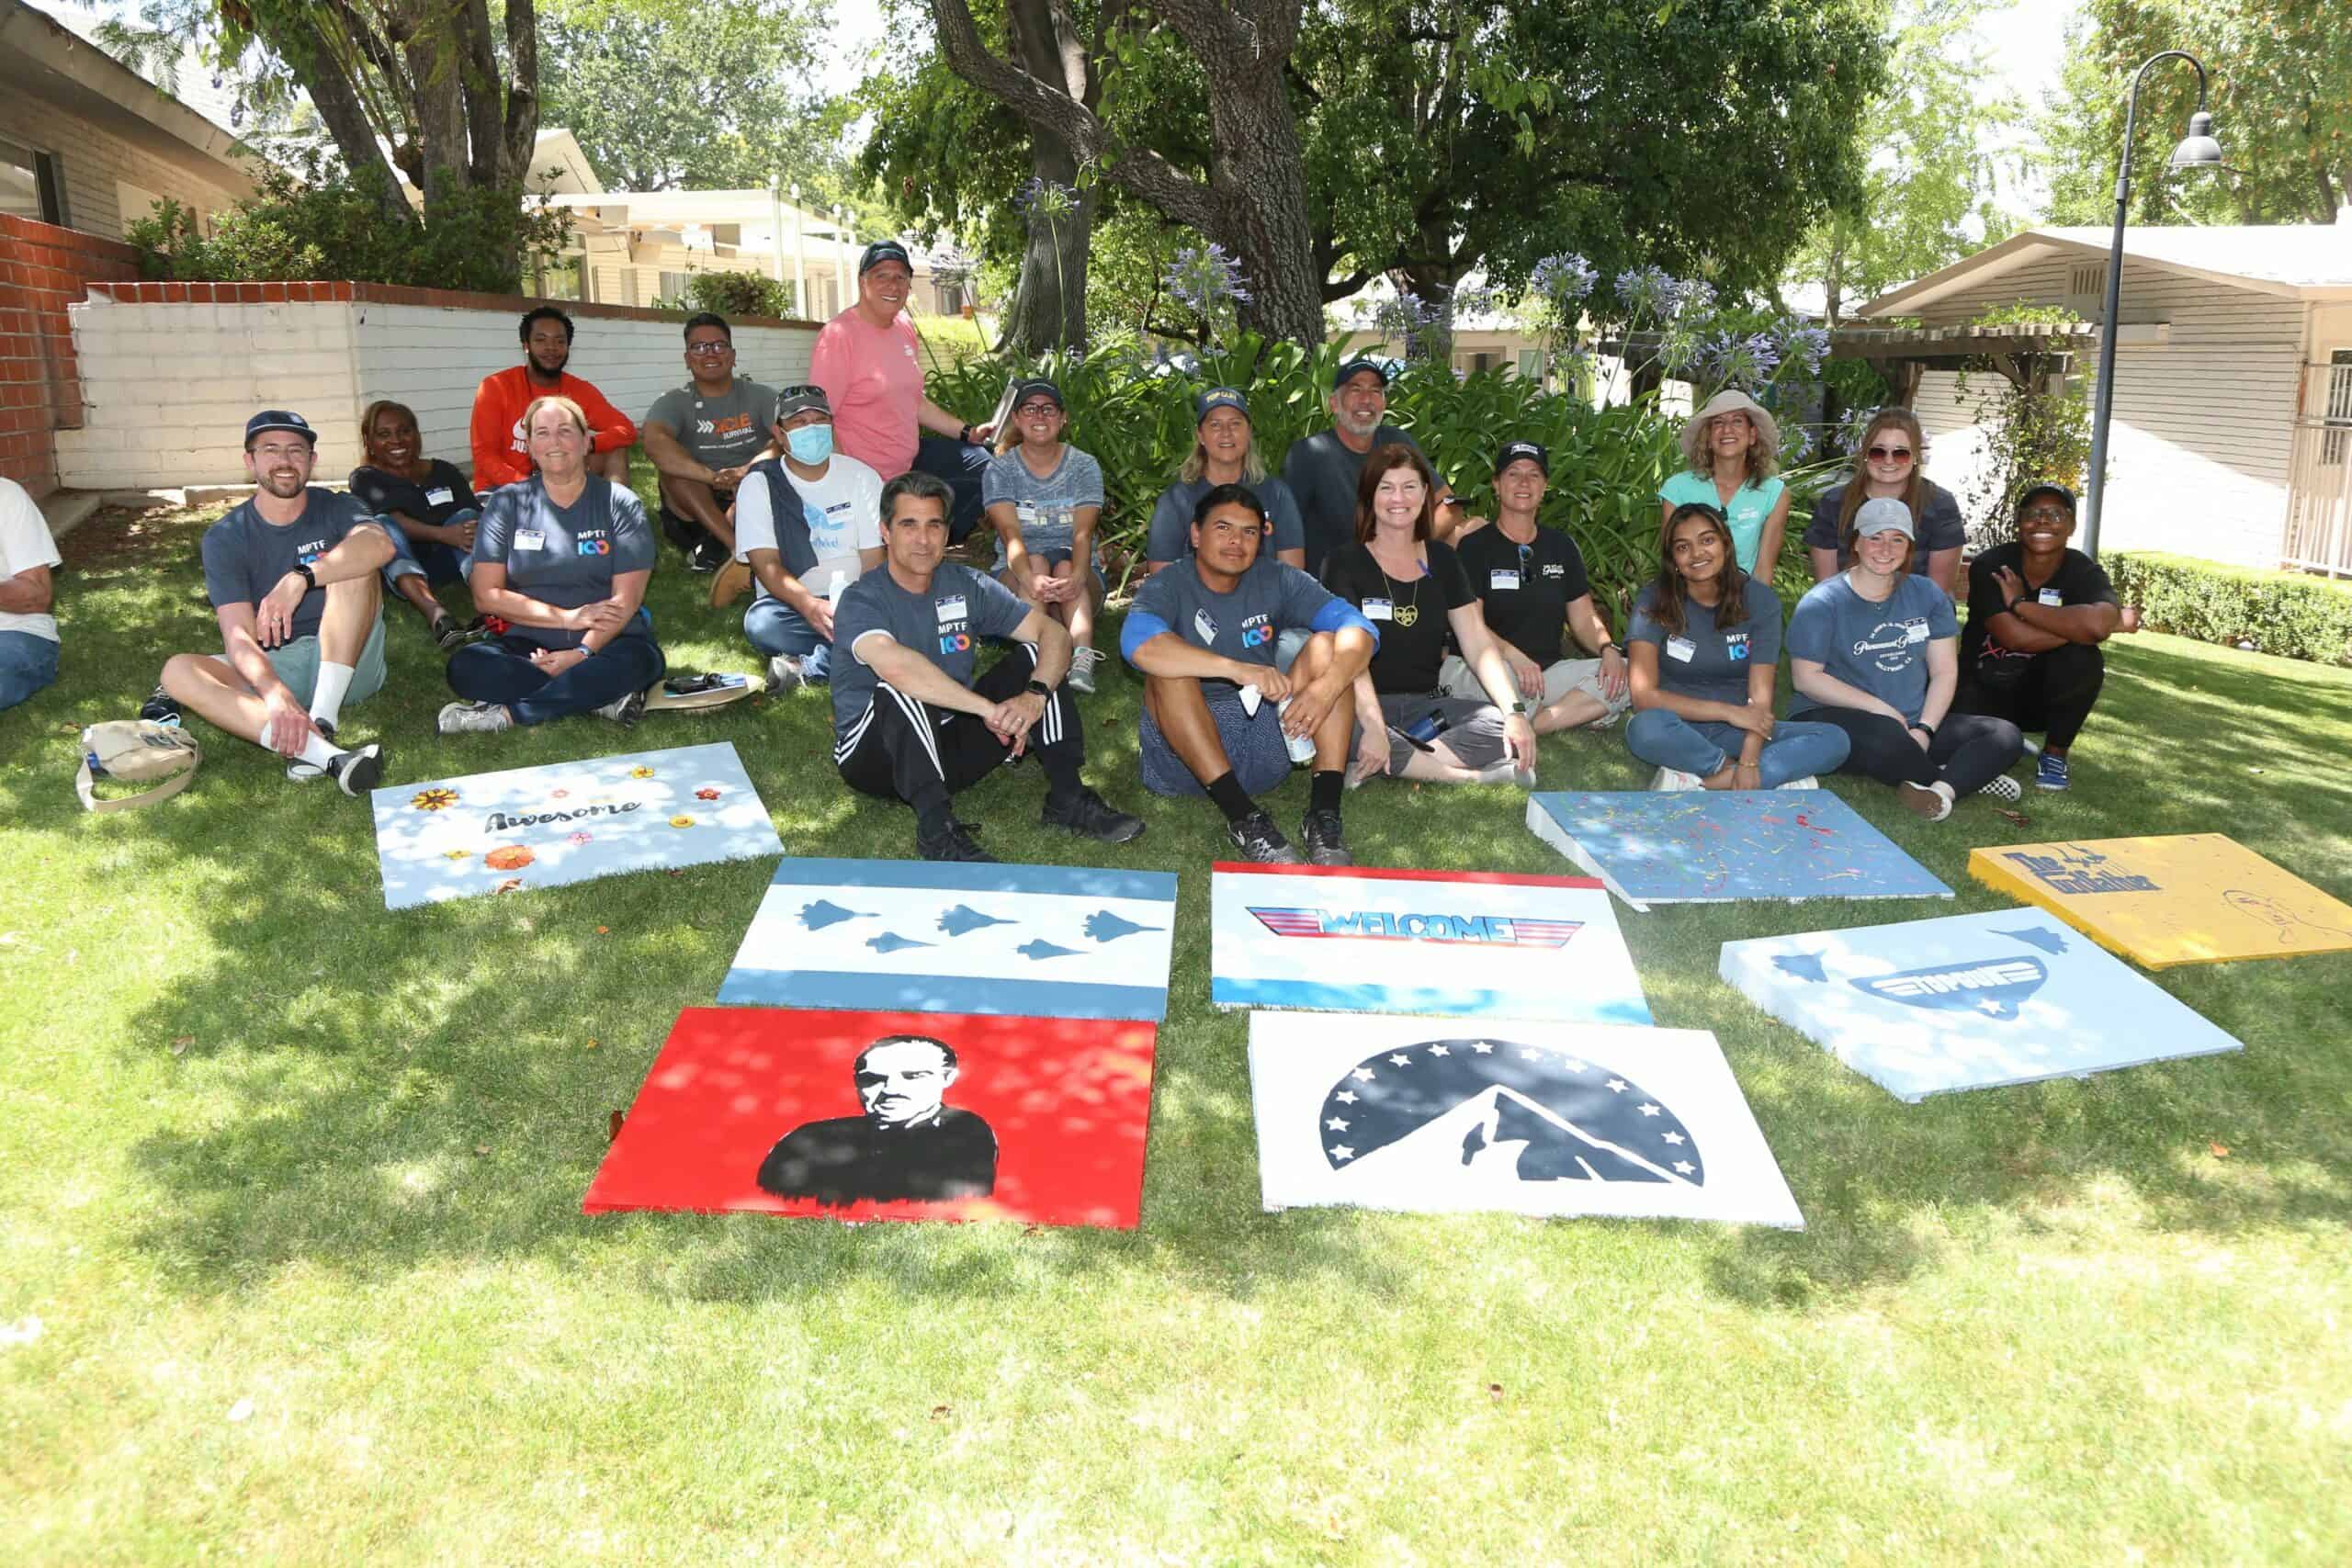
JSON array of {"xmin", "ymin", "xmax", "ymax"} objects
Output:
[
  {"xmin": 125, "ymin": 154, "xmax": 571, "ymax": 296},
  {"xmin": 683, "ymin": 271, "xmax": 800, "ymax": 321},
  {"xmin": 2107, "ymin": 552, "xmax": 2352, "ymax": 666},
  {"xmin": 929, "ymin": 333, "xmax": 1838, "ymax": 613}
]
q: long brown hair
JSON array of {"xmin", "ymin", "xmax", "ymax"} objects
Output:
[
  {"xmin": 1837, "ymin": 407, "xmax": 1927, "ymax": 537},
  {"xmin": 1353, "ymin": 443, "xmax": 1439, "ymax": 543},
  {"xmin": 1647, "ymin": 502, "xmax": 1750, "ymax": 637}
]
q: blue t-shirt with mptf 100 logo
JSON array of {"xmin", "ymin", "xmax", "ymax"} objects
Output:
[
  {"xmin": 1785, "ymin": 571, "xmax": 1959, "ymax": 727},
  {"xmin": 200, "ymin": 487, "xmax": 385, "ymax": 641},
  {"xmin": 473, "ymin": 475, "xmax": 657, "ymax": 649},
  {"xmin": 829, "ymin": 561, "xmax": 1032, "ymax": 744}
]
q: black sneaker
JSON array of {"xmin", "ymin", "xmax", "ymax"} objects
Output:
[
  {"xmin": 1041, "ymin": 786, "xmax": 1146, "ymax": 844},
  {"xmin": 1300, "ymin": 807, "xmax": 1351, "ymax": 866},
  {"xmin": 686, "ymin": 536, "xmax": 728, "ymax": 573},
  {"xmin": 139, "ymin": 685, "xmax": 182, "ymax": 725},
  {"xmin": 917, "ymin": 816, "xmax": 996, "ymax": 863},
  {"xmin": 1227, "ymin": 808, "xmax": 1302, "ymax": 863},
  {"xmin": 324, "ymin": 742, "xmax": 383, "ymax": 797}
]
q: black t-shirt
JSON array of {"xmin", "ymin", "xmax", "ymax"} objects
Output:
[
  {"xmin": 1452, "ymin": 524, "xmax": 1591, "ymax": 664},
  {"xmin": 1960, "ymin": 542, "xmax": 2118, "ymax": 669},
  {"xmin": 1804, "ymin": 479, "xmax": 1965, "ymax": 575},
  {"xmin": 1321, "ymin": 538, "xmax": 1477, "ymax": 694},
  {"xmin": 754, "ymin": 1108, "xmax": 998, "ymax": 1206},
  {"xmin": 348, "ymin": 460, "xmax": 480, "ymax": 529}
]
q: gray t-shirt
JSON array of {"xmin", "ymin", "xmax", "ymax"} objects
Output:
[
  {"xmin": 830, "ymin": 562, "xmax": 1032, "ymax": 743},
  {"xmin": 1804, "ymin": 479, "xmax": 1966, "ymax": 575},
  {"xmin": 1280, "ymin": 424, "xmax": 1420, "ymax": 577},
  {"xmin": 200, "ymin": 487, "xmax": 382, "ymax": 641},
  {"xmin": 644, "ymin": 379, "xmax": 778, "ymax": 474},
  {"xmin": 1628, "ymin": 577, "xmax": 1784, "ymax": 708},
  {"xmin": 1785, "ymin": 572, "xmax": 1959, "ymax": 727},
  {"xmin": 473, "ymin": 475, "xmax": 657, "ymax": 650},
  {"xmin": 1144, "ymin": 475, "xmax": 1306, "ymax": 564},
  {"xmin": 982, "ymin": 446, "xmax": 1104, "ymax": 566},
  {"xmin": 1125, "ymin": 554, "xmax": 1351, "ymax": 695}
]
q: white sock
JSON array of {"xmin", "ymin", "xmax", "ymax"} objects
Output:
[
  {"xmin": 311, "ymin": 661, "xmax": 356, "ymax": 728},
  {"xmin": 295, "ymin": 731, "xmax": 342, "ymax": 769}
]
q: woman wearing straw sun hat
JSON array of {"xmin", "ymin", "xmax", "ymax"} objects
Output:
[{"xmin": 1657, "ymin": 388, "xmax": 1791, "ymax": 581}]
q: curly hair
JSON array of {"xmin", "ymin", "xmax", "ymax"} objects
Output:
[{"xmin": 1677, "ymin": 400, "xmax": 1778, "ymax": 488}]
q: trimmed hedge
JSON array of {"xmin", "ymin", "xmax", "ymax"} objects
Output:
[{"xmin": 2107, "ymin": 551, "xmax": 2352, "ymax": 667}]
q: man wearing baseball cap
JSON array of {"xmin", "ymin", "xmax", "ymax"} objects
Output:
[
  {"xmin": 154, "ymin": 410, "xmax": 395, "ymax": 795},
  {"xmin": 731, "ymin": 384, "xmax": 885, "ymax": 693},
  {"xmin": 808, "ymin": 238, "xmax": 994, "ymax": 542},
  {"xmin": 1143, "ymin": 387, "xmax": 1307, "ymax": 574},
  {"xmin": 1951, "ymin": 481, "xmax": 2137, "ymax": 792},
  {"xmin": 1279, "ymin": 357, "xmax": 1426, "ymax": 577},
  {"xmin": 1444, "ymin": 441, "xmax": 1631, "ymax": 733}
]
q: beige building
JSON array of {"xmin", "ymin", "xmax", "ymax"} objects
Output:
[
  {"xmin": 2, "ymin": 0, "xmax": 256, "ymax": 239},
  {"xmin": 1856, "ymin": 223, "xmax": 2352, "ymax": 576}
]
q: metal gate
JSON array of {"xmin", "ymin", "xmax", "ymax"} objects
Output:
[{"xmin": 2282, "ymin": 351, "xmax": 2352, "ymax": 577}]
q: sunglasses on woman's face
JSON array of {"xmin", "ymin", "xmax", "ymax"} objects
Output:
[{"xmin": 1867, "ymin": 445, "xmax": 1916, "ymax": 463}]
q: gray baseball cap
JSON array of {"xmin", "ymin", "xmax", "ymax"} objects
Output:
[{"xmin": 1853, "ymin": 495, "xmax": 1917, "ymax": 540}]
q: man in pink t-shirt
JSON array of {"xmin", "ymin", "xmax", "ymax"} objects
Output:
[{"xmin": 808, "ymin": 241, "xmax": 994, "ymax": 542}]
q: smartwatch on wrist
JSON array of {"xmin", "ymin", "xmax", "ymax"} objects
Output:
[
  {"xmin": 1911, "ymin": 720, "xmax": 1937, "ymax": 738},
  {"xmin": 958, "ymin": 423, "xmax": 976, "ymax": 445},
  {"xmin": 294, "ymin": 562, "xmax": 318, "ymax": 592},
  {"xmin": 1024, "ymin": 679, "xmax": 1052, "ymax": 698}
]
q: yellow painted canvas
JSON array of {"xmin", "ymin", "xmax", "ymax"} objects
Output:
[{"xmin": 1969, "ymin": 835, "xmax": 2352, "ymax": 969}]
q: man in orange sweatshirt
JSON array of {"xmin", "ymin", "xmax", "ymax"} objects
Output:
[{"xmin": 469, "ymin": 306, "xmax": 638, "ymax": 491}]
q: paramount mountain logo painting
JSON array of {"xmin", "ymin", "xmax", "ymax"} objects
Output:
[{"xmin": 1248, "ymin": 1012, "xmax": 1801, "ymax": 1227}]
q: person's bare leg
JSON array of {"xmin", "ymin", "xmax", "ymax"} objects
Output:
[
  {"xmin": 1394, "ymin": 736, "xmax": 1491, "ymax": 784},
  {"xmin": 315, "ymin": 573, "xmax": 381, "ymax": 666},
  {"xmin": 1056, "ymin": 558, "xmax": 1096, "ymax": 652},
  {"xmin": 1532, "ymin": 691, "xmax": 1609, "ymax": 734},
  {"xmin": 391, "ymin": 572, "xmax": 447, "ymax": 625},
  {"xmin": 595, "ymin": 447, "xmax": 634, "ymax": 486},
  {"xmin": 657, "ymin": 471, "xmax": 735, "ymax": 550},
  {"xmin": 158, "ymin": 652, "xmax": 275, "ymax": 748},
  {"xmin": 1143, "ymin": 675, "xmax": 1238, "ymax": 786}
]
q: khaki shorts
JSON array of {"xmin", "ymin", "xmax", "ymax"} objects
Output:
[
  {"xmin": 264, "ymin": 614, "xmax": 389, "ymax": 708},
  {"xmin": 1439, "ymin": 652, "xmax": 1630, "ymax": 721}
]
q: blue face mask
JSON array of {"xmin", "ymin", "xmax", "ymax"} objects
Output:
[{"xmin": 786, "ymin": 423, "xmax": 834, "ymax": 464}]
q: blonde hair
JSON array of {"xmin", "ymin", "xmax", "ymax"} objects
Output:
[
  {"xmin": 1178, "ymin": 429, "xmax": 1267, "ymax": 485},
  {"xmin": 1678, "ymin": 399, "xmax": 1780, "ymax": 487},
  {"xmin": 522, "ymin": 394, "xmax": 590, "ymax": 440},
  {"xmin": 1837, "ymin": 408, "xmax": 1927, "ymax": 537}
]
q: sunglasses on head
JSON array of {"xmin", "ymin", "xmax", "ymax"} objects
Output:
[{"xmin": 1867, "ymin": 444, "xmax": 1916, "ymax": 463}]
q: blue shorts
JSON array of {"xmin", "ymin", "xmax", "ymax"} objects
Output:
[{"xmin": 1137, "ymin": 686, "xmax": 1294, "ymax": 798}]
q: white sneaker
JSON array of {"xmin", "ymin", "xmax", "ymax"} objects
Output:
[
  {"xmin": 594, "ymin": 687, "xmax": 647, "ymax": 726},
  {"xmin": 1068, "ymin": 646, "xmax": 1100, "ymax": 695},
  {"xmin": 1783, "ymin": 776, "xmax": 1821, "ymax": 790},
  {"xmin": 766, "ymin": 654, "xmax": 808, "ymax": 694},
  {"xmin": 438, "ymin": 700, "xmax": 512, "ymax": 735},
  {"xmin": 1650, "ymin": 767, "xmax": 1704, "ymax": 792}
]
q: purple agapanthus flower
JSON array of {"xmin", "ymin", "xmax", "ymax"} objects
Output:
[{"xmin": 1163, "ymin": 243, "xmax": 1254, "ymax": 317}]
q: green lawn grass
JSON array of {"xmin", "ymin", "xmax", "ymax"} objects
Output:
[{"xmin": 4, "ymin": 491, "xmax": 2350, "ymax": 1563}]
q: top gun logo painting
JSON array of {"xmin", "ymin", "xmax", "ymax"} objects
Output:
[{"xmin": 1248, "ymin": 908, "xmax": 1583, "ymax": 947}]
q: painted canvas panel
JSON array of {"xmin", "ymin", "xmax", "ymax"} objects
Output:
[
  {"xmin": 1209, "ymin": 864, "xmax": 1649, "ymax": 1024},
  {"xmin": 584, "ymin": 1007, "xmax": 1156, "ymax": 1228},
  {"xmin": 371, "ymin": 742, "xmax": 782, "ymax": 909},
  {"xmin": 1720, "ymin": 910, "xmax": 2245, "ymax": 1100},
  {"xmin": 718, "ymin": 859, "xmax": 1179, "ymax": 1021},
  {"xmin": 1526, "ymin": 789, "xmax": 1952, "ymax": 911},
  {"xmin": 1248, "ymin": 1011, "xmax": 1802, "ymax": 1227},
  {"xmin": 1969, "ymin": 834, "xmax": 2352, "ymax": 968}
]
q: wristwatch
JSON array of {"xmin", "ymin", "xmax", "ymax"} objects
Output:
[
  {"xmin": 958, "ymin": 423, "xmax": 976, "ymax": 445},
  {"xmin": 293, "ymin": 562, "xmax": 318, "ymax": 592},
  {"xmin": 2009, "ymin": 594, "xmax": 2032, "ymax": 614},
  {"xmin": 1024, "ymin": 679, "xmax": 1052, "ymax": 698},
  {"xmin": 1600, "ymin": 639, "xmax": 1622, "ymax": 655},
  {"xmin": 1911, "ymin": 719, "xmax": 1938, "ymax": 738}
]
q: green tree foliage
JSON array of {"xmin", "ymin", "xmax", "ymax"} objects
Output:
[
  {"xmin": 2040, "ymin": 0, "xmax": 2352, "ymax": 226},
  {"xmin": 537, "ymin": 0, "xmax": 852, "ymax": 197},
  {"xmin": 1786, "ymin": 0, "xmax": 2027, "ymax": 324}
]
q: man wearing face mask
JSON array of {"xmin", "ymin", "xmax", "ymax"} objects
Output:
[{"xmin": 731, "ymin": 385, "xmax": 886, "ymax": 691}]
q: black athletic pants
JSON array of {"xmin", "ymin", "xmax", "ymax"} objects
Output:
[
  {"xmin": 1810, "ymin": 706, "xmax": 2023, "ymax": 798},
  {"xmin": 1954, "ymin": 642, "xmax": 2106, "ymax": 750},
  {"xmin": 834, "ymin": 644, "xmax": 1084, "ymax": 818}
]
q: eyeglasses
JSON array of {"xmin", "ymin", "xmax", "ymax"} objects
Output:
[
  {"xmin": 2019, "ymin": 505, "xmax": 2071, "ymax": 523},
  {"xmin": 1017, "ymin": 400, "xmax": 1062, "ymax": 417},
  {"xmin": 685, "ymin": 340, "xmax": 731, "ymax": 355},
  {"xmin": 1866, "ymin": 445, "xmax": 1916, "ymax": 463}
]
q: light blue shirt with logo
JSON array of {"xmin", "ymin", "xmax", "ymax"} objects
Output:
[{"xmin": 1785, "ymin": 572, "xmax": 1959, "ymax": 727}]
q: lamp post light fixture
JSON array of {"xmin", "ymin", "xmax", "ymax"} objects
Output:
[{"xmin": 2081, "ymin": 50, "xmax": 2225, "ymax": 558}]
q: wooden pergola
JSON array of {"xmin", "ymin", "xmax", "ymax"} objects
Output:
[{"xmin": 1827, "ymin": 320, "xmax": 2098, "ymax": 403}]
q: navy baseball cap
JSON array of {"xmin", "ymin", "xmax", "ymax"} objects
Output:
[
  {"xmin": 773, "ymin": 384, "xmax": 831, "ymax": 422},
  {"xmin": 2017, "ymin": 481, "xmax": 2077, "ymax": 518},
  {"xmin": 1331, "ymin": 357, "xmax": 1390, "ymax": 389},
  {"xmin": 1009, "ymin": 378, "xmax": 1064, "ymax": 411},
  {"xmin": 1194, "ymin": 386, "xmax": 1250, "ymax": 423},
  {"xmin": 858, "ymin": 239, "xmax": 913, "ymax": 276},
  {"xmin": 243, "ymin": 409, "xmax": 315, "ymax": 446},
  {"xmin": 1497, "ymin": 440, "xmax": 1549, "ymax": 477}
]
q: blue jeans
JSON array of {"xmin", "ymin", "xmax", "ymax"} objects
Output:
[
  {"xmin": 912, "ymin": 435, "xmax": 991, "ymax": 544},
  {"xmin": 380, "ymin": 509, "xmax": 475, "ymax": 586},
  {"xmin": 742, "ymin": 596, "xmax": 831, "ymax": 681},
  {"xmin": 447, "ymin": 630, "xmax": 665, "ymax": 726},
  {"xmin": 0, "ymin": 630, "xmax": 59, "ymax": 711},
  {"xmin": 1624, "ymin": 708, "xmax": 1849, "ymax": 785}
]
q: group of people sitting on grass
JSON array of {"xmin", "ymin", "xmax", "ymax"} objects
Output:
[{"xmin": 16, "ymin": 234, "xmax": 2134, "ymax": 862}]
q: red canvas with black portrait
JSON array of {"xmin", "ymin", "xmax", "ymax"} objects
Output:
[{"xmin": 583, "ymin": 1008, "xmax": 1157, "ymax": 1228}]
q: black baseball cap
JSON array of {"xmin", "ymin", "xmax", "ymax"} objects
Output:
[
  {"xmin": 1331, "ymin": 357, "xmax": 1390, "ymax": 390},
  {"xmin": 1194, "ymin": 386, "xmax": 1250, "ymax": 423},
  {"xmin": 1497, "ymin": 440, "xmax": 1549, "ymax": 477},
  {"xmin": 244, "ymin": 409, "xmax": 315, "ymax": 446},
  {"xmin": 1009, "ymin": 378, "xmax": 1064, "ymax": 411},
  {"xmin": 2017, "ymin": 481, "xmax": 2077, "ymax": 518},
  {"xmin": 858, "ymin": 239, "xmax": 913, "ymax": 276},
  {"xmin": 774, "ymin": 384, "xmax": 831, "ymax": 422}
]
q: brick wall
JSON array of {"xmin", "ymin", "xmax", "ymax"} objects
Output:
[
  {"xmin": 54, "ymin": 283, "xmax": 821, "ymax": 491},
  {"xmin": 0, "ymin": 214, "xmax": 141, "ymax": 497}
]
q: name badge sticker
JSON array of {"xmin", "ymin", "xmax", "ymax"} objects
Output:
[
  {"xmin": 424, "ymin": 486, "xmax": 456, "ymax": 506},
  {"xmin": 1905, "ymin": 620, "xmax": 1930, "ymax": 643},
  {"xmin": 935, "ymin": 594, "xmax": 968, "ymax": 622},
  {"xmin": 1193, "ymin": 608, "xmax": 1220, "ymax": 645},
  {"xmin": 1489, "ymin": 570, "xmax": 1521, "ymax": 591},
  {"xmin": 1016, "ymin": 502, "xmax": 1039, "ymax": 525},
  {"xmin": 1665, "ymin": 636, "xmax": 1697, "ymax": 663},
  {"xmin": 2038, "ymin": 587, "xmax": 2064, "ymax": 607},
  {"xmin": 1363, "ymin": 597, "xmax": 1394, "ymax": 622},
  {"xmin": 514, "ymin": 529, "xmax": 546, "ymax": 551}
]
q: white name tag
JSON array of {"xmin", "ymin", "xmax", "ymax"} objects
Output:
[
  {"xmin": 2038, "ymin": 587, "xmax": 2064, "ymax": 607},
  {"xmin": 424, "ymin": 486, "xmax": 456, "ymax": 506},
  {"xmin": 1905, "ymin": 621, "xmax": 1929, "ymax": 642},
  {"xmin": 935, "ymin": 594, "xmax": 967, "ymax": 622},
  {"xmin": 1015, "ymin": 502, "xmax": 1039, "ymax": 525},
  {"xmin": 1666, "ymin": 636, "xmax": 1697, "ymax": 663},
  {"xmin": 514, "ymin": 529, "xmax": 546, "ymax": 551},
  {"xmin": 1363, "ymin": 598, "xmax": 1394, "ymax": 622},
  {"xmin": 1193, "ymin": 608, "xmax": 1219, "ymax": 644},
  {"xmin": 1489, "ymin": 570, "xmax": 1521, "ymax": 591}
]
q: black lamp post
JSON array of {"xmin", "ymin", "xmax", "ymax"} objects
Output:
[{"xmin": 2081, "ymin": 51, "xmax": 2225, "ymax": 558}]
